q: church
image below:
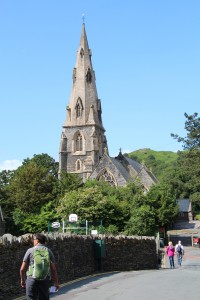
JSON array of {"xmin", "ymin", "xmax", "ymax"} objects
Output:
[{"xmin": 59, "ymin": 22, "xmax": 157, "ymax": 191}]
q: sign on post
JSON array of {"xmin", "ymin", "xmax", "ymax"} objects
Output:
[
  {"xmin": 69, "ymin": 214, "xmax": 78, "ymax": 222},
  {"xmin": 51, "ymin": 222, "xmax": 60, "ymax": 228}
]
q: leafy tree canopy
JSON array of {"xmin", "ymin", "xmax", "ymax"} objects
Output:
[
  {"xmin": 124, "ymin": 205, "xmax": 156, "ymax": 236},
  {"xmin": 57, "ymin": 180, "xmax": 132, "ymax": 232},
  {"xmin": 163, "ymin": 149, "xmax": 200, "ymax": 215},
  {"xmin": 0, "ymin": 170, "xmax": 15, "ymax": 187},
  {"xmin": 4, "ymin": 154, "xmax": 59, "ymax": 233},
  {"xmin": 58, "ymin": 171, "xmax": 83, "ymax": 196},
  {"xmin": 171, "ymin": 112, "xmax": 200, "ymax": 150},
  {"xmin": 12, "ymin": 201, "xmax": 58, "ymax": 233},
  {"xmin": 9, "ymin": 160, "xmax": 58, "ymax": 213},
  {"xmin": 147, "ymin": 183, "xmax": 179, "ymax": 227},
  {"xmin": 20, "ymin": 153, "xmax": 59, "ymax": 176}
]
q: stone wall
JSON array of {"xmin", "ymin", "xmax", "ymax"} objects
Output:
[
  {"xmin": 0, "ymin": 234, "xmax": 158, "ymax": 300},
  {"xmin": 103, "ymin": 236, "xmax": 157, "ymax": 271}
]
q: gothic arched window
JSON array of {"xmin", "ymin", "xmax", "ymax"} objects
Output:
[
  {"xmin": 97, "ymin": 169, "xmax": 116, "ymax": 187},
  {"xmin": 76, "ymin": 159, "xmax": 81, "ymax": 171},
  {"xmin": 76, "ymin": 133, "xmax": 83, "ymax": 151},
  {"xmin": 75, "ymin": 98, "xmax": 83, "ymax": 118},
  {"xmin": 76, "ymin": 103, "xmax": 81, "ymax": 117},
  {"xmin": 73, "ymin": 131, "xmax": 85, "ymax": 154},
  {"xmin": 86, "ymin": 68, "xmax": 92, "ymax": 83},
  {"xmin": 80, "ymin": 48, "xmax": 84, "ymax": 58}
]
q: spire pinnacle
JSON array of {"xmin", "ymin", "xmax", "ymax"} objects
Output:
[{"xmin": 82, "ymin": 13, "xmax": 85, "ymax": 24}]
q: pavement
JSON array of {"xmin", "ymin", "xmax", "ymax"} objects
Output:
[{"xmin": 50, "ymin": 246, "xmax": 200, "ymax": 300}]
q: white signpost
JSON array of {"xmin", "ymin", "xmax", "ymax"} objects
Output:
[
  {"xmin": 91, "ymin": 230, "xmax": 98, "ymax": 235},
  {"xmin": 69, "ymin": 214, "xmax": 78, "ymax": 222},
  {"xmin": 62, "ymin": 214, "xmax": 88, "ymax": 235},
  {"xmin": 51, "ymin": 222, "xmax": 60, "ymax": 229}
]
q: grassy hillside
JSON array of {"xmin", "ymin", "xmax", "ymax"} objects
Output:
[{"xmin": 125, "ymin": 148, "xmax": 178, "ymax": 180}]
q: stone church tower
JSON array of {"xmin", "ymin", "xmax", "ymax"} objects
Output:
[
  {"xmin": 59, "ymin": 22, "xmax": 108, "ymax": 182},
  {"xmin": 59, "ymin": 22, "xmax": 157, "ymax": 190}
]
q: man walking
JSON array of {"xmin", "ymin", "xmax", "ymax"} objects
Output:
[
  {"xmin": 175, "ymin": 240, "xmax": 184, "ymax": 266},
  {"xmin": 20, "ymin": 233, "xmax": 59, "ymax": 300}
]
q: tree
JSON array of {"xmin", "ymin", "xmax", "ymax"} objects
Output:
[
  {"xmin": 123, "ymin": 182, "xmax": 178, "ymax": 236},
  {"xmin": 57, "ymin": 180, "xmax": 131, "ymax": 232},
  {"xmin": 0, "ymin": 170, "xmax": 15, "ymax": 208},
  {"xmin": 0, "ymin": 153, "xmax": 85, "ymax": 234},
  {"xmin": 12, "ymin": 201, "xmax": 58, "ymax": 233},
  {"xmin": 58, "ymin": 171, "xmax": 82, "ymax": 196},
  {"xmin": 0, "ymin": 154, "xmax": 60, "ymax": 234},
  {"xmin": 22, "ymin": 153, "xmax": 59, "ymax": 176},
  {"xmin": 171, "ymin": 112, "xmax": 200, "ymax": 150},
  {"xmin": 9, "ymin": 161, "xmax": 58, "ymax": 213},
  {"xmin": 0, "ymin": 170, "xmax": 15, "ymax": 187},
  {"xmin": 170, "ymin": 112, "xmax": 200, "ymax": 215},
  {"xmin": 147, "ymin": 183, "xmax": 178, "ymax": 227},
  {"xmin": 190, "ymin": 192, "xmax": 200, "ymax": 214},
  {"xmin": 0, "ymin": 170, "xmax": 16, "ymax": 233},
  {"xmin": 0, "ymin": 170, "xmax": 15, "ymax": 210},
  {"xmin": 163, "ymin": 150, "xmax": 200, "ymax": 214},
  {"xmin": 124, "ymin": 205, "xmax": 156, "ymax": 236}
]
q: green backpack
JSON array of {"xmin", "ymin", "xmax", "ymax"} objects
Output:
[{"xmin": 28, "ymin": 247, "xmax": 50, "ymax": 280}]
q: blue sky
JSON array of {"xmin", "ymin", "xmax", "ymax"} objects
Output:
[{"xmin": 0, "ymin": 1, "xmax": 200, "ymax": 170}]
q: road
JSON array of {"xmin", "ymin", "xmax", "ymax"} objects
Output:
[{"xmin": 50, "ymin": 246, "xmax": 200, "ymax": 300}]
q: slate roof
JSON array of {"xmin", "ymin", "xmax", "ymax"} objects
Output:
[
  {"xmin": 89, "ymin": 150, "xmax": 158, "ymax": 190},
  {"xmin": 125, "ymin": 157, "xmax": 143, "ymax": 173},
  {"xmin": 109, "ymin": 157, "xmax": 130, "ymax": 182},
  {"xmin": 177, "ymin": 199, "xmax": 191, "ymax": 212},
  {"xmin": 112, "ymin": 153, "xmax": 157, "ymax": 189}
]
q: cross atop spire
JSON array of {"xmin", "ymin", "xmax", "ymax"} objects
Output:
[{"xmin": 82, "ymin": 13, "xmax": 85, "ymax": 24}]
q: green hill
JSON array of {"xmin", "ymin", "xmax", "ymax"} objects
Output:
[{"xmin": 125, "ymin": 148, "xmax": 178, "ymax": 180}]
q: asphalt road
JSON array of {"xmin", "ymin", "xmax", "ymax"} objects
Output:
[{"xmin": 50, "ymin": 246, "xmax": 200, "ymax": 300}]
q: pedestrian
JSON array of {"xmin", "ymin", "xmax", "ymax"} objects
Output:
[
  {"xmin": 20, "ymin": 233, "xmax": 59, "ymax": 300},
  {"xmin": 166, "ymin": 241, "xmax": 175, "ymax": 269},
  {"xmin": 175, "ymin": 240, "xmax": 184, "ymax": 266}
]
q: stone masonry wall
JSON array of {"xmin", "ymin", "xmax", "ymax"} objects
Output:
[
  {"xmin": 103, "ymin": 236, "xmax": 157, "ymax": 271},
  {"xmin": 0, "ymin": 234, "xmax": 158, "ymax": 300}
]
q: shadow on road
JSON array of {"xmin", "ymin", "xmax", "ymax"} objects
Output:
[{"xmin": 50, "ymin": 272, "xmax": 120, "ymax": 298}]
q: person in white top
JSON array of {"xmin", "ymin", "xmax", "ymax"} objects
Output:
[{"xmin": 175, "ymin": 240, "xmax": 184, "ymax": 266}]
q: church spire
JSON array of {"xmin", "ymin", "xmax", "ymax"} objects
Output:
[
  {"xmin": 64, "ymin": 22, "xmax": 103, "ymax": 128},
  {"xmin": 59, "ymin": 23, "xmax": 108, "ymax": 182},
  {"xmin": 79, "ymin": 21, "xmax": 90, "ymax": 55}
]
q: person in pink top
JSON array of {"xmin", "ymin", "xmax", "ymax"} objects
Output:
[{"xmin": 166, "ymin": 241, "xmax": 175, "ymax": 268}]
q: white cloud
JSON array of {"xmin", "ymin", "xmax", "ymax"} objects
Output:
[{"xmin": 0, "ymin": 160, "xmax": 22, "ymax": 171}]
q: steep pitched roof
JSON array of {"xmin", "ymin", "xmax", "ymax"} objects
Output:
[
  {"xmin": 89, "ymin": 152, "xmax": 157, "ymax": 190},
  {"xmin": 109, "ymin": 157, "xmax": 130, "ymax": 182},
  {"xmin": 177, "ymin": 199, "xmax": 192, "ymax": 212}
]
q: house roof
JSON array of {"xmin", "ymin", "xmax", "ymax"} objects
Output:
[{"xmin": 177, "ymin": 199, "xmax": 191, "ymax": 212}]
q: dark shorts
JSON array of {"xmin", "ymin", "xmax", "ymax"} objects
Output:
[{"xmin": 26, "ymin": 276, "xmax": 50, "ymax": 300}]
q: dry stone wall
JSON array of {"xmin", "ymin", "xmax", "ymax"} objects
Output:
[
  {"xmin": 103, "ymin": 236, "xmax": 157, "ymax": 271},
  {"xmin": 0, "ymin": 234, "xmax": 158, "ymax": 300}
]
